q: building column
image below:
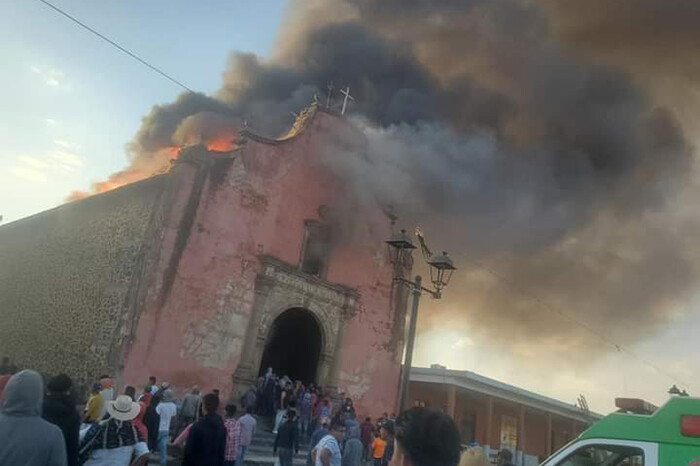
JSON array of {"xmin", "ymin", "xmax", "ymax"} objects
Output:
[
  {"xmin": 231, "ymin": 275, "xmax": 274, "ymax": 396},
  {"xmin": 486, "ymin": 396, "xmax": 494, "ymax": 448},
  {"xmin": 546, "ymin": 413, "xmax": 553, "ymax": 456},
  {"xmin": 519, "ymin": 406, "xmax": 526, "ymax": 461},
  {"xmin": 326, "ymin": 294, "xmax": 357, "ymax": 395},
  {"xmin": 447, "ymin": 385, "xmax": 457, "ymax": 419}
]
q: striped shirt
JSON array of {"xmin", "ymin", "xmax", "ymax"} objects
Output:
[{"xmin": 225, "ymin": 418, "xmax": 242, "ymax": 461}]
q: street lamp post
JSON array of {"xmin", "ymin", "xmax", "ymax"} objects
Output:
[
  {"xmin": 386, "ymin": 229, "xmax": 456, "ymax": 412},
  {"xmin": 398, "ymin": 275, "xmax": 422, "ymax": 412}
]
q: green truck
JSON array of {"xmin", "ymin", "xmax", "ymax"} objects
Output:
[{"xmin": 541, "ymin": 397, "xmax": 700, "ymax": 466}]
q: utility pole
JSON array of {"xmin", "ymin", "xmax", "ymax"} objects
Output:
[
  {"xmin": 398, "ymin": 275, "xmax": 422, "ymax": 411},
  {"xmin": 326, "ymin": 82, "xmax": 334, "ymax": 108}
]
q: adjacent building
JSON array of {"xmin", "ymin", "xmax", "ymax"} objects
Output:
[{"xmin": 409, "ymin": 365, "xmax": 601, "ymax": 465}]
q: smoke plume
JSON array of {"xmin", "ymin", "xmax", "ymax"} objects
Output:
[{"xmin": 85, "ymin": 0, "xmax": 700, "ymax": 364}]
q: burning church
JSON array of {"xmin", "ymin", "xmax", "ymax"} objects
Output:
[
  {"xmin": 0, "ymin": 104, "xmax": 412, "ymax": 413},
  {"xmin": 2, "ymin": 0, "xmax": 699, "ymax": 415}
]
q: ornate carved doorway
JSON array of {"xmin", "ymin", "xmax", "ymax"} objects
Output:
[
  {"xmin": 232, "ymin": 255, "xmax": 359, "ymax": 396},
  {"xmin": 258, "ymin": 308, "xmax": 322, "ymax": 384}
]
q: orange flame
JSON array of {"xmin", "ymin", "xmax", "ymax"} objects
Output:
[
  {"xmin": 68, "ymin": 131, "xmax": 237, "ymax": 202},
  {"xmin": 67, "ymin": 146, "xmax": 182, "ymax": 201},
  {"xmin": 206, "ymin": 133, "xmax": 237, "ymax": 151}
]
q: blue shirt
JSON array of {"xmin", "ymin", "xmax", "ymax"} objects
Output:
[{"xmin": 314, "ymin": 435, "xmax": 341, "ymax": 466}]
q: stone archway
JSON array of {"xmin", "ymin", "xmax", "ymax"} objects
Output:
[
  {"xmin": 258, "ymin": 308, "xmax": 323, "ymax": 384},
  {"xmin": 232, "ymin": 255, "xmax": 359, "ymax": 395}
]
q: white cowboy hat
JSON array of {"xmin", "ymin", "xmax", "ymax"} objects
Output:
[{"xmin": 107, "ymin": 395, "xmax": 141, "ymax": 421}]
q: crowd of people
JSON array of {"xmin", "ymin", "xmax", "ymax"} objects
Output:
[
  {"xmin": 241, "ymin": 368, "xmax": 339, "ymax": 438},
  {"xmin": 250, "ymin": 368, "xmax": 425, "ymax": 466},
  {"xmin": 303, "ymin": 407, "xmax": 466, "ymax": 466},
  {"xmin": 79, "ymin": 373, "xmax": 261, "ymax": 466},
  {"xmin": 0, "ymin": 363, "xmax": 517, "ymax": 466},
  {"xmin": 0, "ymin": 366, "xmax": 252, "ymax": 466}
]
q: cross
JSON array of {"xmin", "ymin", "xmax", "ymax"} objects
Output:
[
  {"xmin": 382, "ymin": 205, "xmax": 398, "ymax": 226},
  {"xmin": 340, "ymin": 86, "xmax": 355, "ymax": 115},
  {"xmin": 326, "ymin": 82, "xmax": 334, "ymax": 108}
]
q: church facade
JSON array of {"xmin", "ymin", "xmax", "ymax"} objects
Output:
[{"xmin": 0, "ymin": 107, "xmax": 409, "ymax": 414}]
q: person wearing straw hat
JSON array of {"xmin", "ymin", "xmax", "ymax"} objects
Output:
[{"xmin": 78, "ymin": 395, "xmax": 150, "ymax": 466}]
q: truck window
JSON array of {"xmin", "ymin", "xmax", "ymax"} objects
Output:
[{"xmin": 556, "ymin": 445, "xmax": 643, "ymax": 466}]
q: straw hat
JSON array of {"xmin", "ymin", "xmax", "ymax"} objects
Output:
[{"xmin": 107, "ymin": 395, "xmax": 141, "ymax": 421}]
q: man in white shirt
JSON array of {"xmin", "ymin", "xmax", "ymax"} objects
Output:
[
  {"xmin": 148, "ymin": 376, "xmax": 158, "ymax": 395},
  {"xmin": 155, "ymin": 389, "xmax": 177, "ymax": 466},
  {"xmin": 312, "ymin": 420, "xmax": 346, "ymax": 466}
]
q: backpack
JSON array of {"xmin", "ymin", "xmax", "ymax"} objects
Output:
[{"xmin": 77, "ymin": 424, "xmax": 103, "ymax": 465}]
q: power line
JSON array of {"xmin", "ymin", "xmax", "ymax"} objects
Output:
[
  {"xmin": 456, "ymin": 253, "xmax": 697, "ymax": 391},
  {"xmin": 35, "ymin": 0, "xmax": 193, "ymax": 92}
]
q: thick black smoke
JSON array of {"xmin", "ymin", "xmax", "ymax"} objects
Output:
[{"xmin": 97, "ymin": 0, "xmax": 699, "ymax": 362}]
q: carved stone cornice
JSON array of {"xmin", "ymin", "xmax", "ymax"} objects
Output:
[{"xmin": 258, "ymin": 255, "xmax": 359, "ymax": 319}]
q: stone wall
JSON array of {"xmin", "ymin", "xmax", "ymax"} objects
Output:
[{"xmin": 0, "ymin": 175, "xmax": 166, "ymax": 387}]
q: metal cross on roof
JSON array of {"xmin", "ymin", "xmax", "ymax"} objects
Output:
[
  {"xmin": 326, "ymin": 82, "xmax": 334, "ymax": 109},
  {"xmin": 340, "ymin": 86, "xmax": 355, "ymax": 115}
]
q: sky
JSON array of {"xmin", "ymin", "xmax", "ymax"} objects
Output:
[
  {"xmin": 414, "ymin": 288, "xmax": 700, "ymax": 414},
  {"xmin": 0, "ymin": 0, "xmax": 285, "ymax": 223},
  {"xmin": 1, "ymin": 0, "xmax": 698, "ymax": 415}
]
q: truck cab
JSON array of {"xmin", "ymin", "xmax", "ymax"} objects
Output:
[{"xmin": 540, "ymin": 397, "xmax": 700, "ymax": 466}]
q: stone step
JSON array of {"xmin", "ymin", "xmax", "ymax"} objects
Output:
[
  {"xmin": 247, "ymin": 446, "xmax": 309, "ymax": 458},
  {"xmin": 243, "ymin": 453, "xmax": 308, "ymax": 466},
  {"xmin": 252, "ymin": 438, "xmax": 313, "ymax": 448},
  {"xmin": 252, "ymin": 434, "xmax": 314, "ymax": 445}
]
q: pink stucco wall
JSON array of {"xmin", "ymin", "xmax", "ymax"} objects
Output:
[{"xmin": 122, "ymin": 109, "xmax": 402, "ymax": 416}]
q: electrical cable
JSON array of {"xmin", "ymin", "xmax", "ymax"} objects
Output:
[{"xmin": 35, "ymin": 0, "xmax": 193, "ymax": 92}]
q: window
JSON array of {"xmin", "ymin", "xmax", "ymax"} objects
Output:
[
  {"xmin": 500, "ymin": 414, "xmax": 518, "ymax": 449},
  {"xmin": 300, "ymin": 219, "xmax": 330, "ymax": 277},
  {"xmin": 556, "ymin": 445, "xmax": 643, "ymax": 466},
  {"xmin": 413, "ymin": 400, "xmax": 427, "ymax": 408}
]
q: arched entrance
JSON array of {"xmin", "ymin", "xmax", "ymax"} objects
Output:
[{"xmin": 258, "ymin": 308, "xmax": 322, "ymax": 384}]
